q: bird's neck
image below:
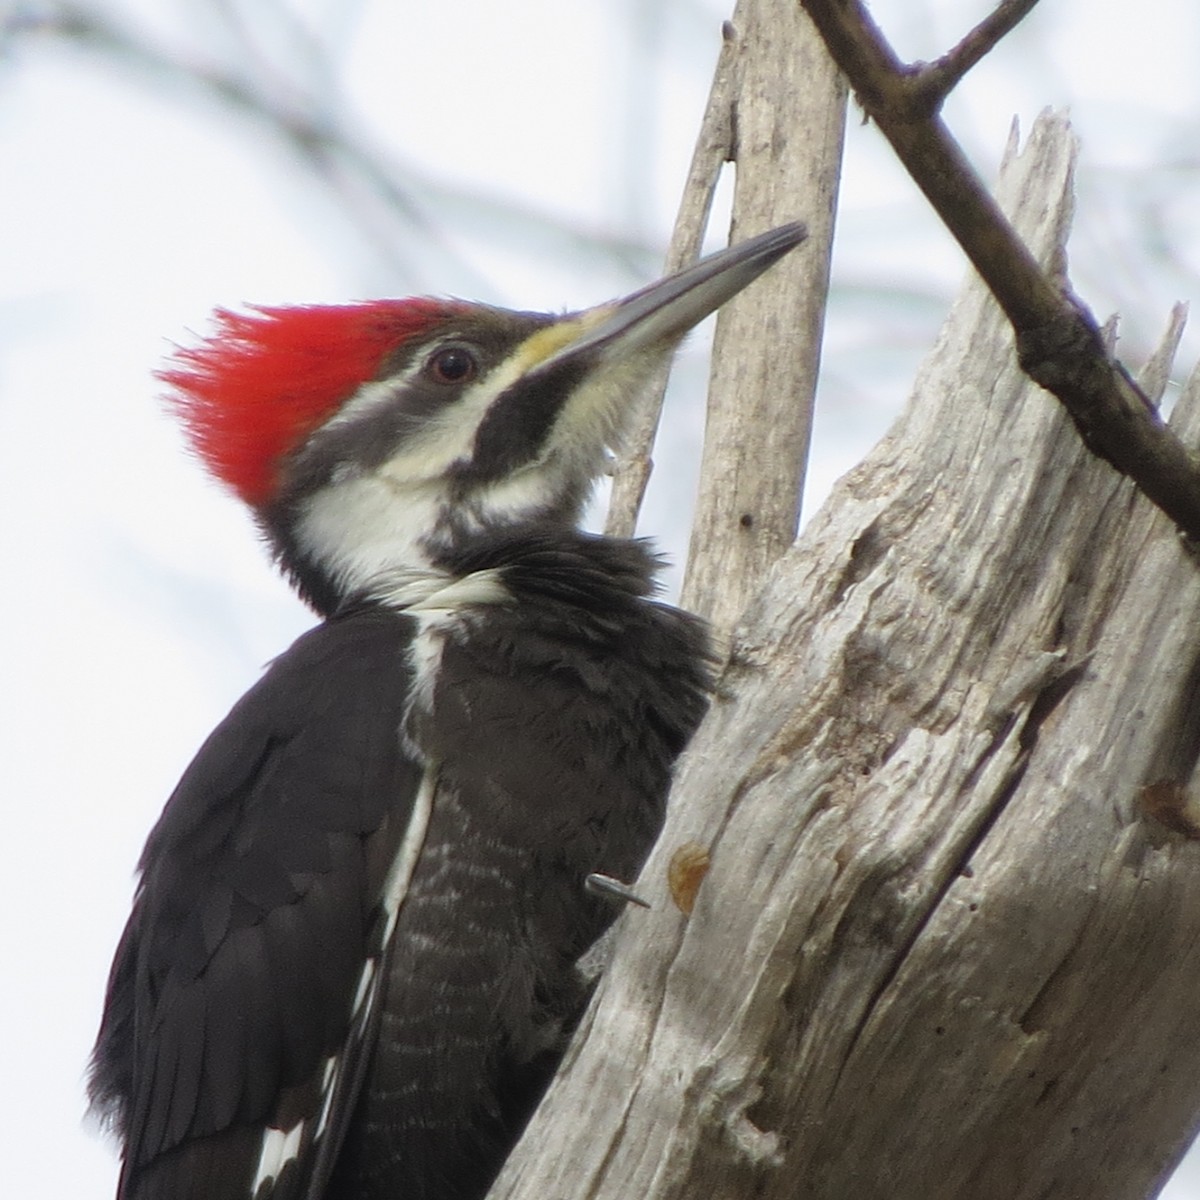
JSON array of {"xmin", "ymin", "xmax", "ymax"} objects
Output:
[
  {"xmin": 269, "ymin": 471, "xmax": 611, "ymax": 618},
  {"xmin": 432, "ymin": 524, "xmax": 664, "ymax": 617},
  {"xmin": 339, "ymin": 527, "xmax": 663, "ymax": 624},
  {"xmin": 276, "ymin": 483, "xmax": 660, "ymax": 620}
]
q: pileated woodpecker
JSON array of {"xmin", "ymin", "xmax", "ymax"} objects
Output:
[{"xmin": 89, "ymin": 224, "xmax": 805, "ymax": 1200}]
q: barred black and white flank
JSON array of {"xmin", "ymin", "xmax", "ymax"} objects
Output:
[{"xmin": 89, "ymin": 224, "xmax": 805, "ymax": 1200}]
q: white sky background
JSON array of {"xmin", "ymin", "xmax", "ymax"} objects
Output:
[{"xmin": 3, "ymin": 1, "xmax": 1200, "ymax": 1195}]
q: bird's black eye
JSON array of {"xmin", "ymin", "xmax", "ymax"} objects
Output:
[{"xmin": 426, "ymin": 345, "xmax": 478, "ymax": 385}]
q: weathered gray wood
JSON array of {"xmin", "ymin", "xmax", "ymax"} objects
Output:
[
  {"xmin": 604, "ymin": 27, "xmax": 738, "ymax": 542},
  {"xmin": 679, "ymin": 0, "xmax": 846, "ymax": 640},
  {"xmin": 491, "ymin": 113, "xmax": 1200, "ymax": 1200}
]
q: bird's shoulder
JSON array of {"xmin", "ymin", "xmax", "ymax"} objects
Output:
[
  {"xmin": 434, "ymin": 528, "xmax": 714, "ymax": 751},
  {"xmin": 91, "ymin": 606, "xmax": 427, "ymax": 1200}
]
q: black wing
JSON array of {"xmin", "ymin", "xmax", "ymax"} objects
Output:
[{"xmin": 89, "ymin": 608, "xmax": 424, "ymax": 1200}]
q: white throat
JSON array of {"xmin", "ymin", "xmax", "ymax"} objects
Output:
[
  {"xmin": 295, "ymin": 473, "xmax": 445, "ymax": 597},
  {"xmin": 294, "ymin": 473, "xmax": 519, "ymax": 612}
]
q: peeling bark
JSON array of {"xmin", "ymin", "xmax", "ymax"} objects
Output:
[{"xmin": 492, "ymin": 113, "xmax": 1200, "ymax": 1200}]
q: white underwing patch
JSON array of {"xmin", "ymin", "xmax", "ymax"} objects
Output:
[
  {"xmin": 305, "ymin": 768, "xmax": 437, "ymax": 1165},
  {"xmin": 313, "ymin": 1055, "xmax": 340, "ymax": 1140},
  {"xmin": 251, "ymin": 1119, "xmax": 306, "ymax": 1195},
  {"xmin": 349, "ymin": 958, "xmax": 376, "ymax": 1019},
  {"xmin": 381, "ymin": 766, "xmax": 436, "ymax": 942},
  {"xmin": 401, "ymin": 615, "xmax": 449, "ymax": 760}
]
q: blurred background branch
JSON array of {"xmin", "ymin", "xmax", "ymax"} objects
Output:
[{"xmin": 4, "ymin": 2, "xmax": 1200, "ymax": 1197}]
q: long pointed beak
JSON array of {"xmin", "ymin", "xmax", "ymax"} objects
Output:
[
  {"xmin": 539, "ymin": 222, "xmax": 807, "ymax": 372},
  {"xmin": 461, "ymin": 223, "xmax": 808, "ymax": 487}
]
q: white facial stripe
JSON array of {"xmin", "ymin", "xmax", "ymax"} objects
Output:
[
  {"xmin": 319, "ymin": 316, "xmax": 612, "ymax": 484},
  {"xmin": 543, "ymin": 350, "xmax": 655, "ymax": 459},
  {"xmin": 472, "ymin": 456, "xmax": 582, "ymax": 522},
  {"xmin": 371, "ymin": 338, "xmax": 566, "ymax": 484},
  {"xmin": 470, "ymin": 347, "xmax": 659, "ymax": 524},
  {"xmin": 319, "ymin": 360, "xmax": 424, "ymax": 433},
  {"xmin": 319, "ymin": 326, "xmax": 574, "ymax": 489},
  {"xmin": 293, "ymin": 318, "xmax": 666, "ymax": 597}
]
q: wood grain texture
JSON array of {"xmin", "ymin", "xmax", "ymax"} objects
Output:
[
  {"xmin": 491, "ymin": 113, "xmax": 1200, "ymax": 1200},
  {"xmin": 679, "ymin": 0, "xmax": 847, "ymax": 639}
]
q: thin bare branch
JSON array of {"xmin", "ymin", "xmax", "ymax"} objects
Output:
[
  {"xmin": 916, "ymin": 0, "xmax": 1042, "ymax": 107},
  {"xmin": 800, "ymin": 0, "xmax": 1200, "ymax": 539},
  {"xmin": 679, "ymin": 0, "xmax": 846, "ymax": 637},
  {"xmin": 5, "ymin": 2, "xmax": 656, "ymax": 293},
  {"xmin": 604, "ymin": 22, "xmax": 742, "ymax": 540}
]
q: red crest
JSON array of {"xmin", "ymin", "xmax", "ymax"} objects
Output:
[{"xmin": 161, "ymin": 299, "xmax": 461, "ymax": 506}]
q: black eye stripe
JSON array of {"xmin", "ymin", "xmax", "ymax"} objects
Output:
[{"xmin": 463, "ymin": 356, "xmax": 592, "ymax": 482}]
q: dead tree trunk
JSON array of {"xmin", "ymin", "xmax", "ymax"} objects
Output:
[{"xmin": 491, "ymin": 110, "xmax": 1200, "ymax": 1200}]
